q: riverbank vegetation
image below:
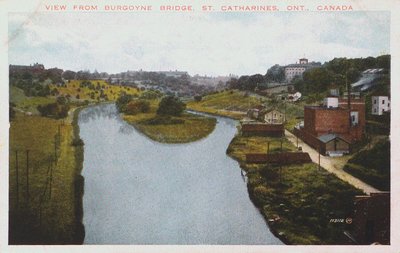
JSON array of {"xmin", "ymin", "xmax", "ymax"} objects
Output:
[
  {"xmin": 187, "ymin": 90, "xmax": 262, "ymax": 119},
  {"xmin": 9, "ymin": 110, "xmax": 84, "ymax": 244},
  {"xmin": 227, "ymin": 135, "xmax": 363, "ymax": 244},
  {"xmin": 344, "ymin": 138, "xmax": 390, "ymax": 191},
  {"xmin": 118, "ymin": 94, "xmax": 216, "ymax": 143}
]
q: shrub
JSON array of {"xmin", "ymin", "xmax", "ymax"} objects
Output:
[
  {"xmin": 194, "ymin": 95, "xmax": 202, "ymax": 102},
  {"xmin": 71, "ymin": 138, "xmax": 84, "ymax": 146},
  {"xmin": 143, "ymin": 115, "xmax": 184, "ymax": 125},
  {"xmin": 115, "ymin": 94, "xmax": 133, "ymax": 112},
  {"xmin": 125, "ymin": 100, "xmax": 150, "ymax": 115},
  {"xmin": 156, "ymin": 96, "xmax": 186, "ymax": 116}
]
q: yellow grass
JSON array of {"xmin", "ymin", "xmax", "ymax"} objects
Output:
[
  {"xmin": 122, "ymin": 100, "xmax": 216, "ymax": 143},
  {"xmin": 49, "ymin": 80, "xmax": 140, "ymax": 101},
  {"xmin": 9, "ymin": 112, "xmax": 82, "ymax": 244}
]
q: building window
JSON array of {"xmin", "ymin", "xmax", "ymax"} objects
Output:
[
  {"xmin": 382, "ymin": 99, "xmax": 385, "ymax": 105},
  {"xmin": 374, "ymin": 99, "xmax": 377, "ymax": 104},
  {"xmin": 374, "ymin": 109, "xmax": 377, "ymax": 113}
]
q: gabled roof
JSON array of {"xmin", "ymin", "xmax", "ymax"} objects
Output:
[{"xmin": 318, "ymin": 134, "xmax": 350, "ymax": 144}]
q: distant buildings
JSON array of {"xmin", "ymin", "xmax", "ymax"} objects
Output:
[
  {"xmin": 157, "ymin": 70, "xmax": 188, "ymax": 78},
  {"xmin": 371, "ymin": 95, "xmax": 390, "ymax": 115},
  {"xmin": 351, "ymin": 68, "xmax": 386, "ymax": 91},
  {"xmin": 284, "ymin": 58, "xmax": 321, "ymax": 82},
  {"xmin": 294, "ymin": 95, "xmax": 366, "ymax": 156},
  {"xmin": 9, "ymin": 63, "xmax": 45, "ymax": 74}
]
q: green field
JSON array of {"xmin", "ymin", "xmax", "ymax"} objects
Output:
[
  {"xmin": 187, "ymin": 90, "xmax": 263, "ymax": 119},
  {"xmin": 9, "ymin": 112, "xmax": 84, "ymax": 244},
  {"xmin": 10, "ymin": 86, "xmax": 56, "ymax": 114},
  {"xmin": 123, "ymin": 99, "xmax": 217, "ymax": 143},
  {"xmin": 227, "ymin": 135, "xmax": 363, "ymax": 244}
]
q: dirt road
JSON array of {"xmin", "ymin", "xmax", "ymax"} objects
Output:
[{"xmin": 285, "ymin": 130, "xmax": 380, "ymax": 195}]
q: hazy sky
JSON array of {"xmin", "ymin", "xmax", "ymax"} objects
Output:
[{"xmin": 8, "ymin": 11, "xmax": 390, "ymax": 76}]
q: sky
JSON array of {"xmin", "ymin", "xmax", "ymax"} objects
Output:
[{"xmin": 8, "ymin": 11, "xmax": 390, "ymax": 76}]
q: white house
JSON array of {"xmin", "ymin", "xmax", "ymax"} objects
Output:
[
  {"xmin": 264, "ymin": 109, "xmax": 285, "ymax": 124},
  {"xmin": 371, "ymin": 96, "xmax": 390, "ymax": 115}
]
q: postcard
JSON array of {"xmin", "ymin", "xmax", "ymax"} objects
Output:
[{"xmin": 0, "ymin": 0, "xmax": 399, "ymax": 252}]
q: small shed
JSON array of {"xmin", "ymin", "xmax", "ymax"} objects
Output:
[
  {"xmin": 263, "ymin": 109, "xmax": 285, "ymax": 124},
  {"xmin": 318, "ymin": 134, "xmax": 350, "ymax": 156}
]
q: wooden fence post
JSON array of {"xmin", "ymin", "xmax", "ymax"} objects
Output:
[
  {"xmin": 26, "ymin": 150, "xmax": 29, "ymax": 207},
  {"xmin": 15, "ymin": 150, "xmax": 19, "ymax": 209}
]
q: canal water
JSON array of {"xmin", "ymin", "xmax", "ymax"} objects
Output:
[{"xmin": 78, "ymin": 103, "xmax": 282, "ymax": 245}]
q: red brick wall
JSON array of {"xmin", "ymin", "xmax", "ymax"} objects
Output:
[
  {"xmin": 304, "ymin": 107, "xmax": 350, "ymax": 136},
  {"xmin": 339, "ymin": 99, "xmax": 366, "ymax": 142}
]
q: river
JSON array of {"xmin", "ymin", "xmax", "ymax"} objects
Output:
[{"xmin": 78, "ymin": 103, "xmax": 282, "ymax": 245}]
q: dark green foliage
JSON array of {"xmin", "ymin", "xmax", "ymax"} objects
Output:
[
  {"xmin": 37, "ymin": 103, "xmax": 69, "ymax": 119},
  {"xmin": 142, "ymin": 115, "xmax": 185, "ymax": 125},
  {"xmin": 194, "ymin": 95, "xmax": 202, "ymax": 102},
  {"xmin": 9, "ymin": 103, "xmax": 16, "ymax": 121},
  {"xmin": 37, "ymin": 97, "xmax": 70, "ymax": 119},
  {"xmin": 115, "ymin": 94, "xmax": 133, "ymax": 112},
  {"xmin": 344, "ymin": 139, "xmax": 390, "ymax": 190},
  {"xmin": 125, "ymin": 100, "xmax": 150, "ymax": 115},
  {"xmin": 71, "ymin": 138, "xmax": 84, "ymax": 146},
  {"xmin": 265, "ymin": 64, "xmax": 285, "ymax": 82},
  {"xmin": 157, "ymin": 96, "xmax": 186, "ymax": 116},
  {"xmin": 139, "ymin": 90, "xmax": 163, "ymax": 100}
]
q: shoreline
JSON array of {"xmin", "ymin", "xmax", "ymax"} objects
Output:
[
  {"xmin": 225, "ymin": 137, "xmax": 290, "ymax": 245},
  {"xmin": 70, "ymin": 106, "xmax": 85, "ymax": 244}
]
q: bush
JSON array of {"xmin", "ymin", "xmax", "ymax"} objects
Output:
[
  {"xmin": 125, "ymin": 100, "xmax": 150, "ymax": 115},
  {"xmin": 194, "ymin": 95, "xmax": 202, "ymax": 102},
  {"xmin": 37, "ymin": 102, "xmax": 70, "ymax": 119},
  {"xmin": 143, "ymin": 115, "xmax": 184, "ymax": 125},
  {"xmin": 156, "ymin": 96, "xmax": 186, "ymax": 116},
  {"xmin": 71, "ymin": 138, "xmax": 84, "ymax": 146},
  {"xmin": 115, "ymin": 94, "xmax": 133, "ymax": 112}
]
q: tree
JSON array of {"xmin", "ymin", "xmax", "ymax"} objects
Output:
[
  {"xmin": 157, "ymin": 96, "xmax": 186, "ymax": 116},
  {"xmin": 194, "ymin": 95, "xmax": 202, "ymax": 102},
  {"xmin": 62, "ymin": 70, "xmax": 76, "ymax": 80},
  {"xmin": 116, "ymin": 93, "xmax": 133, "ymax": 112},
  {"xmin": 125, "ymin": 100, "xmax": 150, "ymax": 115}
]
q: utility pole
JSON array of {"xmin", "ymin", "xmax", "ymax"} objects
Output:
[
  {"xmin": 280, "ymin": 139, "xmax": 283, "ymax": 152},
  {"xmin": 267, "ymin": 142, "xmax": 270, "ymax": 154},
  {"xmin": 15, "ymin": 150, "xmax": 19, "ymax": 209},
  {"xmin": 49, "ymin": 160, "xmax": 53, "ymax": 200},
  {"xmin": 26, "ymin": 150, "xmax": 29, "ymax": 206},
  {"xmin": 54, "ymin": 135, "xmax": 57, "ymax": 164},
  {"xmin": 318, "ymin": 146, "xmax": 321, "ymax": 171}
]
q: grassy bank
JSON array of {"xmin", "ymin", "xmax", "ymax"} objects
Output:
[
  {"xmin": 122, "ymin": 100, "xmax": 216, "ymax": 143},
  {"xmin": 187, "ymin": 90, "xmax": 262, "ymax": 119},
  {"xmin": 49, "ymin": 79, "xmax": 140, "ymax": 101},
  {"xmin": 227, "ymin": 135, "xmax": 363, "ymax": 244},
  {"xmin": 9, "ymin": 109, "xmax": 84, "ymax": 244},
  {"xmin": 343, "ymin": 138, "xmax": 390, "ymax": 191}
]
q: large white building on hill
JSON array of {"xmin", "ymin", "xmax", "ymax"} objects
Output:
[{"xmin": 284, "ymin": 58, "xmax": 321, "ymax": 82}]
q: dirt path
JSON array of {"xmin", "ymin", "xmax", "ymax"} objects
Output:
[{"xmin": 285, "ymin": 130, "xmax": 380, "ymax": 195}]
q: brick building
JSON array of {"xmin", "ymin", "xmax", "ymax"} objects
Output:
[{"xmin": 294, "ymin": 96, "xmax": 365, "ymax": 155}]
